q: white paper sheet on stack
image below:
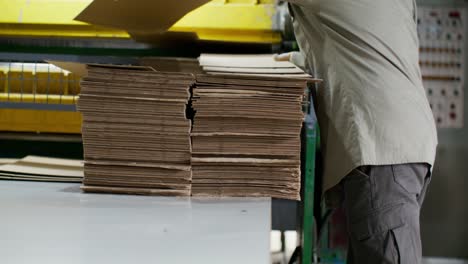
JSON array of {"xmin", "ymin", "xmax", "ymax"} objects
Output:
[
  {"xmin": 199, "ymin": 53, "xmax": 312, "ymax": 79},
  {"xmin": 77, "ymin": 64, "xmax": 194, "ymax": 196}
]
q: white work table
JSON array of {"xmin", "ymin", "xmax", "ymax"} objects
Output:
[{"xmin": 0, "ymin": 181, "xmax": 271, "ymax": 264}]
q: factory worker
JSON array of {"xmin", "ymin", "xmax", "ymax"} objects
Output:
[{"xmin": 279, "ymin": 0, "xmax": 438, "ymax": 263}]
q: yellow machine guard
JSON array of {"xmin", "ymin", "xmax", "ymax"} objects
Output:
[{"xmin": 0, "ymin": 0, "xmax": 280, "ymax": 43}]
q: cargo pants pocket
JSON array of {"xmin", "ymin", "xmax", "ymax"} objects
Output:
[
  {"xmin": 348, "ymin": 204, "xmax": 406, "ymax": 264},
  {"xmin": 391, "ymin": 164, "xmax": 429, "ymax": 197},
  {"xmin": 390, "ymin": 223, "xmax": 421, "ymax": 264}
]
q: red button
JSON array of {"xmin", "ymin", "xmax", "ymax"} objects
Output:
[{"xmin": 449, "ymin": 11, "xmax": 460, "ymax": 18}]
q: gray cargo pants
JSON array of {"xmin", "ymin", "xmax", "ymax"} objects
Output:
[{"xmin": 338, "ymin": 163, "xmax": 431, "ymax": 264}]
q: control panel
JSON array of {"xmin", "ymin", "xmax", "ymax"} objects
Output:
[{"xmin": 418, "ymin": 6, "xmax": 466, "ymax": 128}]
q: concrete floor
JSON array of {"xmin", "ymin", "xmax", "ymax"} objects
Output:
[
  {"xmin": 269, "ymin": 232, "xmax": 468, "ymax": 264},
  {"xmin": 423, "ymin": 258, "xmax": 468, "ymax": 264}
]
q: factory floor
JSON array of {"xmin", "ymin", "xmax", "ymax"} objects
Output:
[{"xmin": 269, "ymin": 232, "xmax": 468, "ymax": 264}]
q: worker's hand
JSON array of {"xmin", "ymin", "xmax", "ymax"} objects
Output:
[
  {"xmin": 273, "ymin": 51, "xmax": 306, "ymax": 71},
  {"xmin": 273, "ymin": 52, "xmax": 293, "ymax": 62}
]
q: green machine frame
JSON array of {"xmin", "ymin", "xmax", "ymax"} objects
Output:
[
  {"xmin": 297, "ymin": 82, "xmax": 321, "ymax": 264},
  {"xmin": 298, "ymin": 87, "xmax": 346, "ymax": 264},
  {"xmin": 301, "ymin": 114, "xmax": 318, "ymax": 264},
  {"xmin": 299, "ymin": 87, "xmax": 346, "ymax": 264}
]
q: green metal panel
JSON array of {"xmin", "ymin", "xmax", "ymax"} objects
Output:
[{"xmin": 301, "ymin": 106, "xmax": 318, "ymax": 264}]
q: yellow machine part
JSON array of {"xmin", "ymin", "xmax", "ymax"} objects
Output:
[
  {"xmin": 0, "ymin": 95, "xmax": 82, "ymax": 134},
  {"xmin": 1, "ymin": 72, "xmax": 81, "ymax": 95},
  {"xmin": 0, "ymin": 94, "xmax": 78, "ymax": 104},
  {"xmin": 0, "ymin": 0, "xmax": 280, "ymax": 43},
  {"xmin": 0, "ymin": 63, "xmax": 82, "ymax": 134},
  {"xmin": 0, "ymin": 108, "xmax": 82, "ymax": 134},
  {"xmin": 0, "ymin": 64, "xmax": 81, "ymax": 95}
]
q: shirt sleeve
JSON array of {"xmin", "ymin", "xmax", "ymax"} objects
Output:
[{"xmin": 289, "ymin": 51, "xmax": 307, "ymax": 71}]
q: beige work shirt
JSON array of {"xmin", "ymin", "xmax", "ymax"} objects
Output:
[{"xmin": 286, "ymin": 0, "xmax": 438, "ymax": 191}]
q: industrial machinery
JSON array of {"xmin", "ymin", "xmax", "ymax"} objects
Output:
[{"xmin": 0, "ymin": 0, "xmax": 294, "ymax": 134}]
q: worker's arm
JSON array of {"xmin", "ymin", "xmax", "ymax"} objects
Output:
[{"xmin": 274, "ymin": 0, "xmax": 313, "ymax": 70}]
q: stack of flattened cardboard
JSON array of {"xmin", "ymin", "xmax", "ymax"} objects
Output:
[
  {"xmin": 139, "ymin": 57, "xmax": 203, "ymax": 74},
  {"xmin": 77, "ymin": 64, "xmax": 194, "ymax": 196},
  {"xmin": 191, "ymin": 73, "xmax": 308, "ymax": 200}
]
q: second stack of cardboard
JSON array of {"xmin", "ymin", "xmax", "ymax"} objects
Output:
[
  {"xmin": 191, "ymin": 55, "xmax": 309, "ymax": 200},
  {"xmin": 77, "ymin": 64, "xmax": 194, "ymax": 196}
]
